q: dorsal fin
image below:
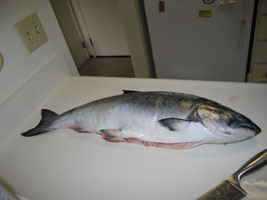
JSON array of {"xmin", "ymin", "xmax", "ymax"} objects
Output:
[{"xmin": 122, "ymin": 90, "xmax": 139, "ymax": 94}]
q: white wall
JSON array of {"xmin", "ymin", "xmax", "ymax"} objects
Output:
[
  {"xmin": 78, "ymin": 0, "xmax": 130, "ymax": 56},
  {"xmin": 251, "ymin": 0, "xmax": 267, "ymax": 72},
  {"xmin": 0, "ymin": 0, "xmax": 79, "ymax": 104},
  {"xmin": 116, "ymin": 0, "xmax": 153, "ymax": 78}
]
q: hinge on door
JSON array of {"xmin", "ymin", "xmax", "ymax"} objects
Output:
[
  {"xmin": 82, "ymin": 41, "xmax": 86, "ymax": 48},
  {"xmin": 89, "ymin": 38, "xmax": 94, "ymax": 46}
]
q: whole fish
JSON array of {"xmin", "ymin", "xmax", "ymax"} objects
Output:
[{"xmin": 21, "ymin": 91, "xmax": 261, "ymax": 149}]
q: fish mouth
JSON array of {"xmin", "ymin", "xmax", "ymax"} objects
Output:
[{"xmin": 233, "ymin": 122, "xmax": 261, "ymax": 135}]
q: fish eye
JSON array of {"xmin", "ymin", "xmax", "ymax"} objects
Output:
[{"xmin": 235, "ymin": 114, "xmax": 244, "ymax": 121}]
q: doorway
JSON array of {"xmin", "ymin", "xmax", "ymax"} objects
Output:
[
  {"xmin": 74, "ymin": 0, "xmax": 130, "ymax": 56},
  {"xmin": 50, "ymin": 0, "xmax": 135, "ymax": 77},
  {"xmin": 49, "ymin": 0, "xmax": 89, "ymax": 68},
  {"xmin": 78, "ymin": 56, "xmax": 134, "ymax": 77}
]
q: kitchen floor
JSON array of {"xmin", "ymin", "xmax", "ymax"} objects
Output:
[{"xmin": 78, "ymin": 56, "xmax": 135, "ymax": 78}]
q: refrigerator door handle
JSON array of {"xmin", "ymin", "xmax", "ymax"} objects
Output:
[{"xmin": 239, "ymin": 0, "xmax": 248, "ymax": 48}]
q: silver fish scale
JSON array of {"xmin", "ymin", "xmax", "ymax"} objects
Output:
[
  {"xmin": 61, "ymin": 91, "xmax": 230, "ymax": 122},
  {"xmin": 119, "ymin": 92, "xmax": 205, "ymax": 115}
]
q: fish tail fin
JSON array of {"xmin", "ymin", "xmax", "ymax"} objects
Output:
[{"xmin": 21, "ymin": 109, "xmax": 59, "ymax": 137}]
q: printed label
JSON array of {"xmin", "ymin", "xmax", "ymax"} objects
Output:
[{"xmin": 199, "ymin": 10, "xmax": 212, "ymax": 18}]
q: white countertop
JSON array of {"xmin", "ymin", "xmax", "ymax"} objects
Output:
[{"xmin": 0, "ymin": 76, "xmax": 266, "ymax": 200}]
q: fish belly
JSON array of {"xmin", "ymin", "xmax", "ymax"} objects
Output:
[
  {"xmin": 89, "ymin": 109, "xmax": 213, "ymax": 149},
  {"xmin": 60, "ymin": 99, "xmax": 214, "ymax": 149}
]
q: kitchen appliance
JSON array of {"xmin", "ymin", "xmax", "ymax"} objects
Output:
[{"xmin": 144, "ymin": 0, "xmax": 255, "ymax": 81}]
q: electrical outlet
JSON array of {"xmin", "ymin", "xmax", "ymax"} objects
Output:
[{"xmin": 14, "ymin": 12, "xmax": 48, "ymax": 54}]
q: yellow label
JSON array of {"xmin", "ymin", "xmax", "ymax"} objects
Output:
[{"xmin": 199, "ymin": 10, "xmax": 212, "ymax": 18}]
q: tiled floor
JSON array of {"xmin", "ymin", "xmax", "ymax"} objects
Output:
[{"xmin": 78, "ymin": 57, "xmax": 135, "ymax": 78}]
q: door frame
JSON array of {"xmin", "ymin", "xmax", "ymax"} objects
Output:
[{"xmin": 70, "ymin": 0, "xmax": 96, "ymax": 57}]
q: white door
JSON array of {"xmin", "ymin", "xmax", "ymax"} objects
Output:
[
  {"xmin": 50, "ymin": 0, "xmax": 89, "ymax": 67},
  {"xmin": 76, "ymin": 0, "xmax": 130, "ymax": 56},
  {"xmin": 144, "ymin": 0, "xmax": 255, "ymax": 82}
]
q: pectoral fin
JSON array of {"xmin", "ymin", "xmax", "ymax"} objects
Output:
[{"xmin": 158, "ymin": 118, "xmax": 191, "ymax": 131}]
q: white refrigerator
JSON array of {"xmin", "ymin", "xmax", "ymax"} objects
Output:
[{"xmin": 144, "ymin": 0, "xmax": 255, "ymax": 81}]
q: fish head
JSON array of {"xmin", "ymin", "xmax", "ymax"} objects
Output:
[{"xmin": 196, "ymin": 105, "xmax": 261, "ymax": 143}]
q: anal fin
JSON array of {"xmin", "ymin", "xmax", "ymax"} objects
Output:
[
  {"xmin": 99, "ymin": 129, "xmax": 125, "ymax": 142},
  {"xmin": 99, "ymin": 129, "xmax": 122, "ymax": 137},
  {"xmin": 103, "ymin": 137, "xmax": 125, "ymax": 143}
]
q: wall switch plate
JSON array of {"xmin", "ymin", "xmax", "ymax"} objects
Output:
[{"xmin": 14, "ymin": 12, "xmax": 48, "ymax": 54}]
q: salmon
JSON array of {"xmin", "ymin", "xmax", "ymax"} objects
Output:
[{"xmin": 21, "ymin": 91, "xmax": 261, "ymax": 149}]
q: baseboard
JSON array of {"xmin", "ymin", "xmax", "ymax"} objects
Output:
[{"xmin": 95, "ymin": 55, "xmax": 131, "ymax": 58}]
